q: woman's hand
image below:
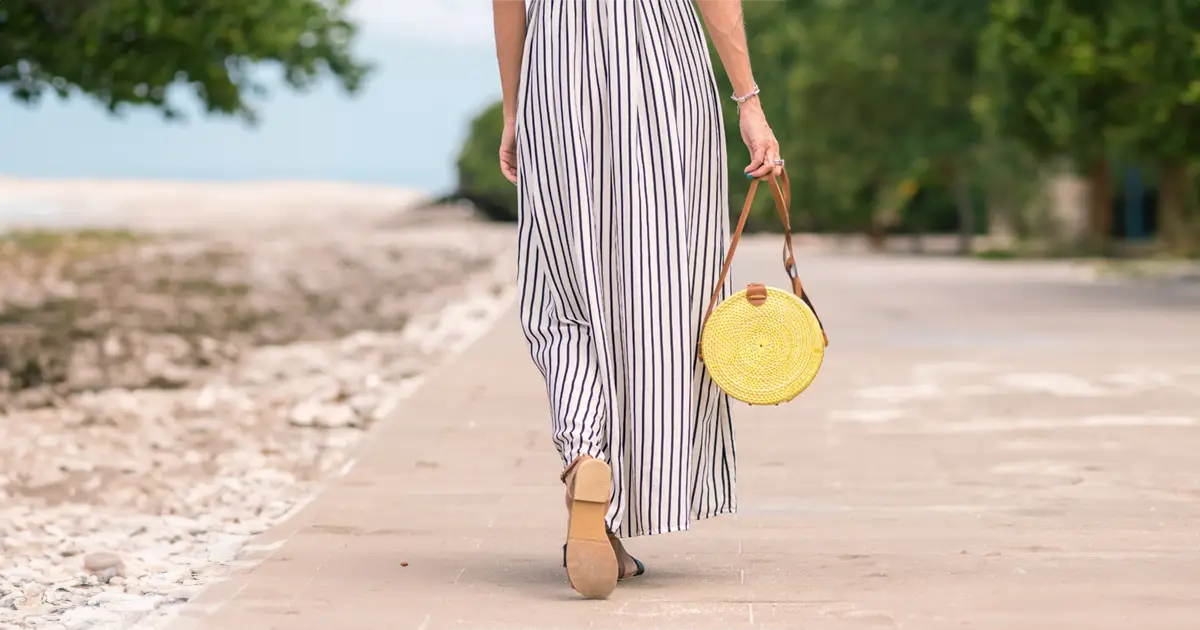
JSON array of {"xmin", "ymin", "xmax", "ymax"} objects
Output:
[
  {"xmin": 500, "ymin": 116, "xmax": 518, "ymax": 184},
  {"xmin": 738, "ymin": 100, "xmax": 783, "ymax": 179}
]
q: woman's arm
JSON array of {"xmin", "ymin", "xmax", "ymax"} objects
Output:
[
  {"xmin": 695, "ymin": 1, "xmax": 781, "ymax": 178},
  {"xmin": 492, "ymin": 0, "xmax": 527, "ymax": 121},
  {"xmin": 695, "ymin": 1, "xmax": 756, "ymax": 100},
  {"xmin": 493, "ymin": 0, "xmax": 526, "ymax": 183}
]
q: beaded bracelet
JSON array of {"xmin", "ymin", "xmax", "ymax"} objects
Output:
[{"xmin": 731, "ymin": 84, "xmax": 760, "ymax": 105}]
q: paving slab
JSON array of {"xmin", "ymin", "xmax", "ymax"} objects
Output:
[{"xmin": 172, "ymin": 238, "xmax": 1200, "ymax": 630}]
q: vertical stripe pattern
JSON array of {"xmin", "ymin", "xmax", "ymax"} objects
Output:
[{"xmin": 515, "ymin": 0, "xmax": 736, "ymax": 538}]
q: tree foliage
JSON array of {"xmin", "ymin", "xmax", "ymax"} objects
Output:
[
  {"xmin": 448, "ymin": 0, "xmax": 1200, "ymax": 254},
  {"xmin": 978, "ymin": 0, "xmax": 1200, "ymax": 253},
  {"xmin": 713, "ymin": 0, "xmax": 991, "ymax": 243},
  {"xmin": 1103, "ymin": 0, "xmax": 1200, "ymax": 252},
  {"xmin": 0, "ymin": 0, "xmax": 370, "ymax": 122},
  {"xmin": 976, "ymin": 0, "xmax": 1126, "ymax": 249}
]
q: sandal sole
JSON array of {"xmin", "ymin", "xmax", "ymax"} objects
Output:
[{"xmin": 565, "ymin": 459, "xmax": 617, "ymax": 599}]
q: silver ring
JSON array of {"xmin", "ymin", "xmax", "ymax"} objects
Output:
[{"xmin": 774, "ymin": 159, "xmax": 785, "ymax": 166}]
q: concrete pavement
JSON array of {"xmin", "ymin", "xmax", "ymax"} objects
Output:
[{"xmin": 172, "ymin": 237, "xmax": 1200, "ymax": 630}]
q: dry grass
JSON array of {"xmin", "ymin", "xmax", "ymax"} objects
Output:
[
  {"xmin": 0, "ymin": 228, "xmax": 147, "ymax": 260},
  {"xmin": 0, "ymin": 222, "xmax": 505, "ymax": 409}
]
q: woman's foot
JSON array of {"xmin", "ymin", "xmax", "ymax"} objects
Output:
[
  {"xmin": 607, "ymin": 532, "xmax": 645, "ymax": 580},
  {"xmin": 561, "ymin": 533, "xmax": 645, "ymax": 580},
  {"xmin": 562, "ymin": 457, "xmax": 618, "ymax": 599}
]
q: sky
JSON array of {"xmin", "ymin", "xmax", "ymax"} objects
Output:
[{"xmin": 0, "ymin": 0, "xmax": 502, "ymax": 194}]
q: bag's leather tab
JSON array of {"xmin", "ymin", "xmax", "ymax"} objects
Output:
[{"xmin": 746, "ymin": 283, "xmax": 767, "ymax": 305}]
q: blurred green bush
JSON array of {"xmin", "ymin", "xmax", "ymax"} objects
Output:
[{"xmin": 453, "ymin": 102, "xmax": 519, "ymax": 222}]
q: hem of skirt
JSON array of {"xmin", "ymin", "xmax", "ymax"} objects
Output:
[{"xmin": 607, "ymin": 504, "xmax": 737, "ymax": 540}]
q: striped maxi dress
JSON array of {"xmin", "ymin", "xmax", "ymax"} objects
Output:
[{"xmin": 514, "ymin": 0, "xmax": 736, "ymax": 539}]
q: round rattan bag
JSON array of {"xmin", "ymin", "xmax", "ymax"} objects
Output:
[
  {"xmin": 699, "ymin": 171, "xmax": 827, "ymax": 405},
  {"xmin": 701, "ymin": 285, "xmax": 825, "ymax": 405}
]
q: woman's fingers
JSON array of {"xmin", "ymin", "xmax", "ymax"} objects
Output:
[
  {"xmin": 758, "ymin": 137, "xmax": 783, "ymax": 179},
  {"xmin": 500, "ymin": 152, "xmax": 518, "ymax": 184},
  {"xmin": 499, "ymin": 120, "xmax": 519, "ymax": 184},
  {"xmin": 500, "ymin": 139, "xmax": 519, "ymax": 184},
  {"xmin": 745, "ymin": 143, "xmax": 768, "ymax": 178},
  {"xmin": 764, "ymin": 150, "xmax": 780, "ymax": 178},
  {"xmin": 765, "ymin": 135, "xmax": 782, "ymax": 177},
  {"xmin": 749, "ymin": 149, "xmax": 775, "ymax": 178}
]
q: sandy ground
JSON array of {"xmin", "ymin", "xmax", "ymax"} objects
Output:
[{"xmin": 0, "ymin": 178, "xmax": 430, "ymax": 232}]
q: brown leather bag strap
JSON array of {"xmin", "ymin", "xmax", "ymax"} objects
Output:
[
  {"xmin": 701, "ymin": 175, "xmax": 763, "ymax": 339},
  {"xmin": 767, "ymin": 173, "xmax": 828, "ymax": 346},
  {"xmin": 700, "ymin": 169, "xmax": 828, "ymax": 351},
  {"xmin": 766, "ymin": 172, "xmax": 798, "ymax": 293}
]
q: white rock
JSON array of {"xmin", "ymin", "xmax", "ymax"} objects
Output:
[
  {"xmin": 87, "ymin": 590, "xmax": 160, "ymax": 612},
  {"xmin": 28, "ymin": 557, "xmax": 56, "ymax": 575},
  {"xmin": 288, "ymin": 401, "xmax": 360, "ymax": 429},
  {"xmin": 287, "ymin": 401, "xmax": 319, "ymax": 427},
  {"xmin": 82, "ymin": 553, "xmax": 124, "ymax": 583},
  {"xmin": 348, "ymin": 393, "xmax": 379, "ymax": 418},
  {"xmin": 21, "ymin": 584, "xmax": 45, "ymax": 610},
  {"xmin": 61, "ymin": 606, "xmax": 124, "ymax": 630},
  {"xmin": 316, "ymin": 404, "xmax": 360, "ymax": 429},
  {"xmin": 158, "ymin": 585, "xmax": 199, "ymax": 603},
  {"xmin": 193, "ymin": 386, "xmax": 220, "ymax": 412}
]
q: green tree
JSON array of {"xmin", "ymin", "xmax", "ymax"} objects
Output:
[
  {"xmin": 0, "ymin": 0, "xmax": 370, "ymax": 123},
  {"xmin": 712, "ymin": 0, "xmax": 990, "ymax": 249},
  {"xmin": 978, "ymin": 0, "xmax": 1200, "ymax": 254},
  {"xmin": 975, "ymin": 0, "xmax": 1128, "ymax": 251},
  {"xmin": 1101, "ymin": 1, "xmax": 1200, "ymax": 254}
]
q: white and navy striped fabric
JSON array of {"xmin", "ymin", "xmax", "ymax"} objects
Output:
[{"xmin": 514, "ymin": 0, "xmax": 736, "ymax": 538}]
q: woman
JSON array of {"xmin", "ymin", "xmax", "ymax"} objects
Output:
[{"xmin": 491, "ymin": 0, "xmax": 783, "ymax": 599}]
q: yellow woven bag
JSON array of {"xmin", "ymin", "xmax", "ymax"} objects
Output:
[{"xmin": 699, "ymin": 170, "xmax": 828, "ymax": 405}]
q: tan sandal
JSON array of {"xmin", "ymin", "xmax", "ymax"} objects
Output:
[
  {"xmin": 562, "ymin": 456, "xmax": 618, "ymax": 599},
  {"xmin": 562, "ymin": 533, "xmax": 645, "ymax": 580}
]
